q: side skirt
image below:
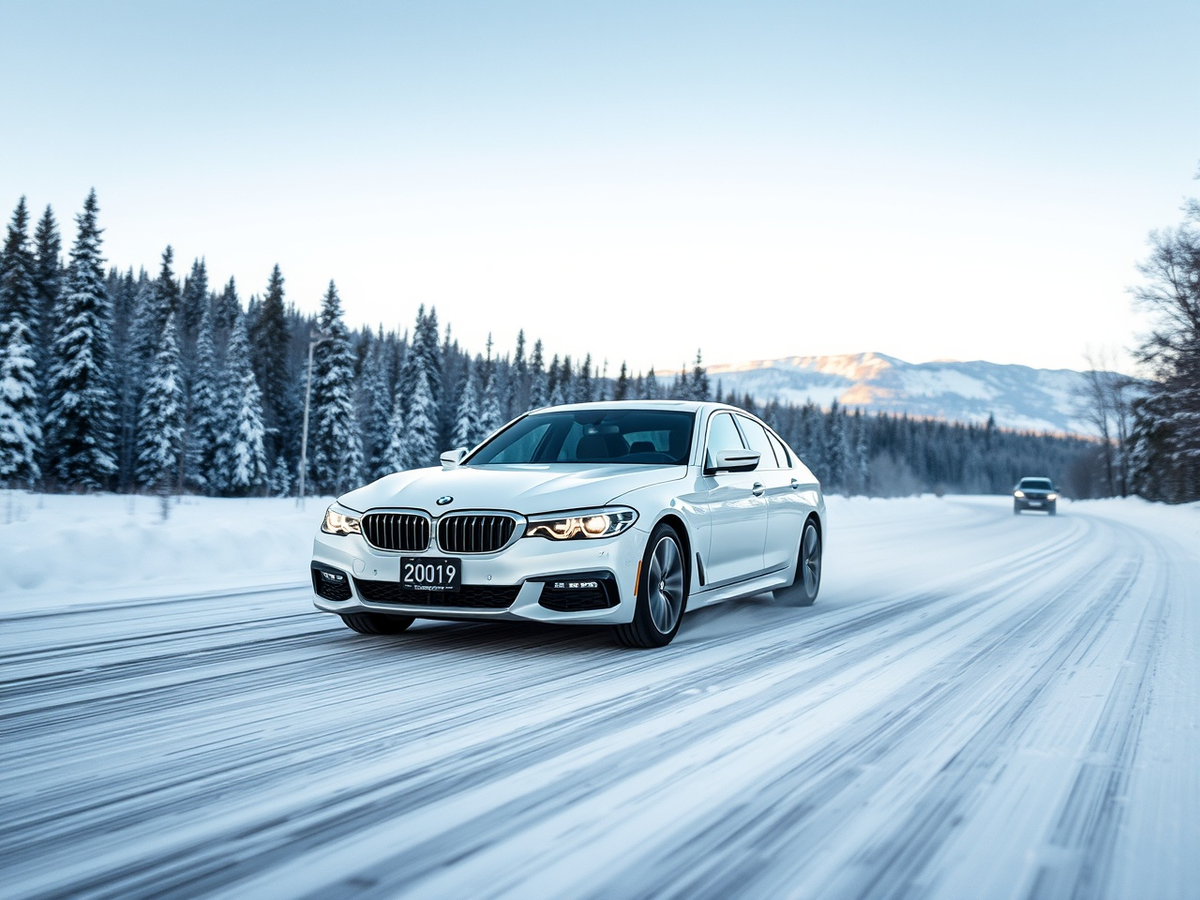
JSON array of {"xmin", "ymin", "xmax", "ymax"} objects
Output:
[{"xmin": 687, "ymin": 564, "xmax": 791, "ymax": 609}]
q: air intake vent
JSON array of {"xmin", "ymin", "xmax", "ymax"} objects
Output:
[
  {"xmin": 354, "ymin": 578, "xmax": 519, "ymax": 609},
  {"xmin": 312, "ymin": 564, "xmax": 352, "ymax": 601},
  {"xmin": 437, "ymin": 514, "xmax": 517, "ymax": 554},
  {"xmin": 362, "ymin": 512, "xmax": 430, "ymax": 552}
]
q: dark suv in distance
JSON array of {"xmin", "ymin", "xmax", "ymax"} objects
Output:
[{"xmin": 1013, "ymin": 477, "xmax": 1058, "ymax": 515}]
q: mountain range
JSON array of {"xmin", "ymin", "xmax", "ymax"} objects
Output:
[{"xmin": 704, "ymin": 353, "xmax": 1104, "ymax": 437}]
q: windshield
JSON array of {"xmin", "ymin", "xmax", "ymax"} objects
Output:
[
  {"xmin": 1019, "ymin": 478, "xmax": 1053, "ymax": 490},
  {"xmin": 467, "ymin": 409, "xmax": 695, "ymax": 466}
]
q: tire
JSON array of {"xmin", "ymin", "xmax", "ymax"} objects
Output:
[
  {"xmin": 776, "ymin": 518, "xmax": 822, "ymax": 607},
  {"xmin": 614, "ymin": 523, "xmax": 687, "ymax": 648},
  {"xmin": 1013, "ymin": 505, "xmax": 1021, "ymax": 515},
  {"xmin": 1049, "ymin": 506, "xmax": 1057, "ymax": 516},
  {"xmin": 340, "ymin": 612, "xmax": 415, "ymax": 635}
]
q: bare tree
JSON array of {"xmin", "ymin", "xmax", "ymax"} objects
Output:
[{"xmin": 1077, "ymin": 347, "xmax": 1135, "ymax": 496}]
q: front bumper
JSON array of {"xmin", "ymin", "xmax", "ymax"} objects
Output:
[
  {"xmin": 311, "ymin": 524, "xmax": 648, "ymax": 624},
  {"xmin": 1014, "ymin": 496, "xmax": 1056, "ymax": 511}
]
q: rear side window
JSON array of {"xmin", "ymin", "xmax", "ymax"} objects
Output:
[
  {"xmin": 766, "ymin": 429, "xmax": 791, "ymax": 468},
  {"xmin": 737, "ymin": 416, "xmax": 780, "ymax": 468}
]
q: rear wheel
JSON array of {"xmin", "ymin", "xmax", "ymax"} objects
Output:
[
  {"xmin": 614, "ymin": 523, "xmax": 687, "ymax": 648},
  {"xmin": 340, "ymin": 612, "xmax": 415, "ymax": 635},
  {"xmin": 776, "ymin": 518, "xmax": 822, "ymax": 607}
]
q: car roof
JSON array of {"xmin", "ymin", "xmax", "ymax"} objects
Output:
[{"xmin": 525, "ymin": 399, "xmax": 736, "ymax": 415}]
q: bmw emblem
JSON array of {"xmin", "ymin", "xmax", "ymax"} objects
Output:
[{"xmin": 436, "ymin": 495, "xmax": 453, "ymax": 506}]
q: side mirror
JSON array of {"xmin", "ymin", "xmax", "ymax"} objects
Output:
[
  {"xmin": 706, "ymin": 448, "xmax": 761, "ymax": 475},
  {"xmin": 440, "ymin": 448, "xmax": 468, "ymax": 470}
]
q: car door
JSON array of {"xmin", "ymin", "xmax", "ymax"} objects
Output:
[
  {"xmin": 696, "ymin": 411, "xmax": 769, "ymax": 586},
  {"xmin": 736, "ymin": 414, "xmax": 805, "ymax": 573}
]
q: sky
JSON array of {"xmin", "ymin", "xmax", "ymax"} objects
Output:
[{"xmin": 3, "ymin": 1, "xmax": 1198, "ymax": 377}]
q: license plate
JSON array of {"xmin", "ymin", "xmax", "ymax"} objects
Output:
[
  {"xmin": 400, "ymin": 557, "xmax": 462, "ymax": 592},
  {"xmin": 1028, "ymin": 501, "xmax": 1042, "ymax": 507}
]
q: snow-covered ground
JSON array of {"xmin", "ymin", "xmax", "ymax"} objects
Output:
[
  {"xmin": 0, "ymin": 491, "xmax": 329, "ymax": 607},
  {"xmin": 2, "ymin": 492, "xmax": 1198, "ymax": 899}
]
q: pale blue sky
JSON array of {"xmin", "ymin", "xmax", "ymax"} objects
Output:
[{"xmin": 3, "ymin": 1, "xmax": 1197, "ymax": 375}]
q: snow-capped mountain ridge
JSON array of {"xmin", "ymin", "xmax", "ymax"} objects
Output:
[{"xmin": 706, "ymin": 352, "xmax": 1103, "ymax": 436}]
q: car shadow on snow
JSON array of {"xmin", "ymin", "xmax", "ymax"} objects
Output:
[
  {"xmin": 672, "ymin": 592, "xmax": 819, "ymax": 645},
  {"xmin": 325, "ymin": 591, "xmax": 818, "ymax": 654}
]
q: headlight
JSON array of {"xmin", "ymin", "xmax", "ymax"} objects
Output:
[
  {"xmin": 525, "ymin": 507, "xmax": 638, "ymax": 541},
  {"xmin": 1014, "ymin": 490, "xmax": 1025, "ymax": 498},
  {"xmin": 321, "ymin": 506, "xmax": 362, "ymax": 536},
  {"xmin": 1047, "ymin": 493, "xmax": 1057, "ymax": 501}
]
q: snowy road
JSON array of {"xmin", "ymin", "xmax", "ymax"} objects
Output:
[{"xmin": 3, "ymin": 496, "xmax": 1198, "ymax": 899}]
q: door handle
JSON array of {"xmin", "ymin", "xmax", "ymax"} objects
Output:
[{"xmin": 751, "ymin": 482, "xmax": 765, "ymax": 497}]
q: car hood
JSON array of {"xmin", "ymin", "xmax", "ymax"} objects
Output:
[{"xmin": 337, "ymin": 464, "xmax": 687, "ymax": 515}]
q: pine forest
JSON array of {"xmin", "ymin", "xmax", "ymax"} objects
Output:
[{"xmin": 3, "ymin": 189, "xmax": 1194, "ymax": 504}]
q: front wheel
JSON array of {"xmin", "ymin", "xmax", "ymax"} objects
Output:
[
  {"xmin": 775, "ymin": 518, "xmax": 822, "ymax": 607},
  {"xmin": 614, "ymin": 523, "xmax": 687, "ymax": 648},
  {"xmin": 340, "ymin": 612, "xmax": 415, "ymax": 635}
]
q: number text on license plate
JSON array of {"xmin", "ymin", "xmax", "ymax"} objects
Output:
[{"xmin": 400, "ymin": 557, "xmax": 462, "ymax": 592}]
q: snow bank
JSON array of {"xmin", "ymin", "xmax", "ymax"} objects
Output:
[{"xmin": 0, "ymin": 491, "xmax": 331, "ymax": 610}]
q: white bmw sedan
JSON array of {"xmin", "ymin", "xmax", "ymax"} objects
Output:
[{"xmin": 311, "ymin": 400, "xmax": 825, "ymax": 647}]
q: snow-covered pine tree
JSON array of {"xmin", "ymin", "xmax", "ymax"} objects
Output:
[
  {"xmin": 577, "ymin": 354, "xmax": 593, "ymax": 402},
  {"xmin": 799, "ymin": 400, "xmax": 826, "ymax": 478},
  {"xmin": 558, "ymin": 356, "xmax": 575, "ymax": 404},
  {"xmin": 395, "ymin": 305, "xmax": 444, "ymax": 446},
  {"xmin": 1, "ymin": 198, "xmax": 38, "ymax": 339},
  {"xmin": 528, "ymin": 339, "xmax": 547, "ymax": 410},
  {"xmin": 308, "ymin": 282, "xmax": 363, "ymax": 495},
  {"xmin": 478, "ymin": 358, "xmax": 503, "ymax": 440},
  {"xmin": 854, "ymin": 409, "xmax": 870, "ymax": 496},
  {"xmin": 213, "ymin": 310, "xmax": 268, "ymax": 495},
  {"xmin": 413, "ymin": 305, "xmax": 442, "ymax": 411},
  {"xmin": 670, "ymin": 365, "xmax": 686, "ymax": 399},
  {"xmin": 359, "ymin": 332, "xmax": 396, "ymax": 480},
  {"xmin": 33, "ymin": 204, "xmax": 62, "ymax": 361},
  {"xmin": 0, "ymin": 319, "xmax": 42, "ymax": 486},
  {"xmin": 214, "ymin": 277, "xmax": 240, "ymax": 337},
  {"xmin": 452, "ymin": 357, "xmax": 481, "ymax": 449},
  {"xmin": 825, "ymin": 400, "xmax": 847, "ymax": 493},
  {"xmin": 179, "ymin": 258, "xmax": 208, "ymax": 347},
  {"xmin": 613, "ymin": 362, "xmax": 630, "ymax": 400},
  {"xmin": 509, "ymin": 329, "xmax": 529, "ymax": 413},
  {"xmin": 268, "ymin": 455, "xmax": 292, "ymax": 497},
  {"xmin": 643, "ymin": 367, "xmax": 660, "ymax": 400},
  {"xmin": 185, "ymin": 296, "xmax": 221, "ymax": 492},
  {"xmin": 110, "ymin": 268, "xmax": 145, "ymax": 490},
  {"xmin": 0, "ymin": 198, "xmax": 42, "ymax": 485},
  {"xmin": 44, "ymin": 189, "xmax": 118, "ymax": 489},
  {"xmin": 384, "ymin": 363, "xmax": 438, "ymax": 472},
  {"xmin": 136, "ymin": 312, "xmax": 184, "ymax": 493},
  {"xmin": 691, "ymin": 349, "xmax": 710, "ymax": 401},
  {"xmin": 133, "ymin": 247, "xmax": 179, "ymax": 365},
  {"xmin": 548, "ymin": 361, "xmax": 566, "ymax": 406},
  {"xmin": 249, "ymin": 264, "xmax": 290, "ymax": 463}
]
